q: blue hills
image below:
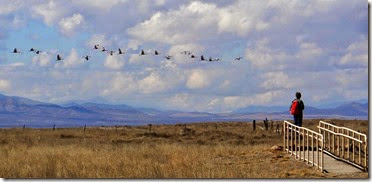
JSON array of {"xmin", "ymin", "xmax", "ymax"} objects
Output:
[{"xmin": 0, "ymin": 93, "xmax": 367, "ymax": 128}]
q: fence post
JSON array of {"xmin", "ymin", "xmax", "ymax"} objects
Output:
[
  {"xmin": 148, "ymin": 124, "xmax": 152, "ymax": 133},
  {"xmin": 253, "ymin": 120, "xmax": 256, "ymax": 131},
  {"xmin": 84, "ymin": 125, "xmax": 86, "ymax": 132},
  {"xmin": 276, "ymin": 123, "xmax": 280, "ymax": 134},
  {"xmin": 264, "ymin": 118, "xmax": 268, "ymax": 130},
  {"xmin": 53, "ymin": 124, "xmax": 56, "ymax": 131}
]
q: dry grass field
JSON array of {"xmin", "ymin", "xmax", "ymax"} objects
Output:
[{"xmin": 0, "ymin": 119, "xmax": 368, "ymax": 178}]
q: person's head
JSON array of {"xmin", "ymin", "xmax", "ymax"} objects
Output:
[{"xmin": 296, "ymin": 92, "xmax": 301, "ymax": 99}]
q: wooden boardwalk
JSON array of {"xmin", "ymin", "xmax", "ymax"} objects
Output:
[{"xmin": 293, "ymin": 152, "xmax": 363, "ymax": 174}]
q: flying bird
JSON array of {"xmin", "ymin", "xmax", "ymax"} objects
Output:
[
  {"xmin": 94, "ymin": 44, "xmax": 99, "ymax": 49},
  {"xmin": 29, "ymin": 48, "xmax": 35, "ymax": 52},
  {"xmin": 140, "ymin": 50, "xmax": 146, "ymax": 56},
  {"xmin": 109, "ymin": 51, "xmax": 114, "ymax": 56},
  {"xmin": 12, "ymin": 48, "xmax": 20, "ymax": 53},
  {"xmin": 200, "ymin": 55, "xmax": 205, "ymax": 61},
  {"xmin": 235, "ymin": 57, "xmax": 243, "ymax": 60},
  {"xmin": 165, "ymin": 55, "xmax": 172, "ymax": 60},
  {"xmin": 35, "ymin": 50, "xmax": 42, "ymax": 54},
  {"xmin": 190, "ymin": 55, "xmax": 196, "ymax": 58},
  {"xmin": 209, "ymin": 57, "xmax": 221, "ymax": 62},
  {"xmin": 56, "ymin": 54, "xmax": 63, "ymax": 61},
  {"xmin": 154, "ymin": 50, "xmax": 160, "ymax": 55},
  {"xmin": 83, "ymin": 55, "xmax": 90, "ymax": 61},
  {"xmin": 102, "ymin": 47, "xmax": 107, "ymax": 52},
  {"xmin": 180, "ymin": 51, "xmax": 191, "ymax": 55},
  {"xmin": 118, "ymin": 48, "xmax": 124, "ymax": 55}
]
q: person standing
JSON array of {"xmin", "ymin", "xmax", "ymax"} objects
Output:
[{"xmin": 290, "ymin": 92, "xmax": 305, "ymax": 127}]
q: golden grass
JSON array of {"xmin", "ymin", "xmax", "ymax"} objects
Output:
[{"xmin": 0, "ymin": 119, "xmax": 368, "ymax": 178}]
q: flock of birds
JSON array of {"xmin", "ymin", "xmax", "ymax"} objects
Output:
[{"xmin": 11, "ymin": 45, "xmax": 243, "ymax": 62}]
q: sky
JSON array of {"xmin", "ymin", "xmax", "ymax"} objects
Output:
[{"xmin": 0, "ymin": 0, "xmax": 368, "ymax": 113}]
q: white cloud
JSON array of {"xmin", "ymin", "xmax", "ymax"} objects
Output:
[
  {"xmin": 54, "ymin": 48, "xmax": 85, "ymax": 69},
  {"xmin": 31, "ymin": 1, "xmax": 68, "ymax": 25},
  {"xmin": 224, "ymin": 90, "xmax": 285, "ymax": 108},
  {"xmin": 73, "ymin": 0, "xmax": 127, "ymax": 11},
  {"xmin": 296, "ymin": 42, "xmax": 322, "ymax": 60},
  {"xmin": 58, "ymin": 13, "xmax": 84, "ymax": 36},
  {"xmin": 0, "ymin": 79, "xmax": 11, "ymax": 91},
  {"xmin": 186, "ymin": 69, "xmax": 210, "ymax": 89},
  {"xmin": 0, "ymin": 0, "xmax": 22, "ymax": 15},
  {"xmin": 245, "ymin": 38, "xmax": 289, "ymax": 70},
  {"xmin": 32, "ymin": 52, "xmax": 52, "ymax": 67},
  {"xmin": 138, "ymin": 72, "xmax": 168, "ymax": 94},
  {"xmin": 166, "ymin": 93, "xmax": 192, "ymax": 109},
  {"xmin": 127, "ymin": 1, "xmax": 220, "ymax": 44},
  {"xmin": 338, "ymin": 37, "xmax": 367, "ymax": 67},
  {"xmin": 104, "ymin": 55, "xmax": 125, "ymax": 70},
  {"xmin": 101, "ymin": 72, "xmax": 137, "ymax": 96},
  {"xmin": 260, "ymin": 72, "xmax": 299, "ymax": 90},
  {"xmin": 86, "ymin": 34, "xmax": 112, "ymax": 48}
]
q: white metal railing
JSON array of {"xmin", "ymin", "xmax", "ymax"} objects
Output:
[
  {"xmin": 318, "ymin": 121, "xmax": 368, "ymax": 171},
  {"xmin": 283, "ymin": 121, "xmax": 324, "ymax": 172}
]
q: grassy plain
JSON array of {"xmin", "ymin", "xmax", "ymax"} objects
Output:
[{"xmin": 0, "ymin": 119, "xmax": 368, "ymax": 178}]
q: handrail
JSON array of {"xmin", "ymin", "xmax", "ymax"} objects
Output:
[
  {"xmin": 317, "ymin": 126, "xmax": 364, "ymax": 143},
  {"xmin": 283, "ymin": 120, "xmax": 324, "ymax": 172},
  {"xmin": 318, "ymin": 120, "xmax": 368, "ymax": 171},
  {"xmin": 319, "ymin": 121, "xmax": 367, "ymax": 138}
]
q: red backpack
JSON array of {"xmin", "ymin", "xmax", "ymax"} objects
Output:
[{"xmin": 290, "ymin": 99, "xmax": 301, "ymax": 115}]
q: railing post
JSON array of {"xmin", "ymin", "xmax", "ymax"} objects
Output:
[
  {"xmin": 290, "ymin": 125, "xmax": 293, "ymax": 155},
  {"xmin": 352, "ymin": 132, "xmax": 355, "ymax": 162},
  {"xmin": 338, "ymin": 128, "xmax": 340, "ymax": 157},
  {"xmin": 287, "ymin": 122, "xmax": 289, "ymax": 153},
  {"xmin": 283, "ymin": 122, "xmax": 286, "ymax": 152},
  {"xmin": 328, "ymin": 125, "xmax": 330, "ymax": 152},
  {"xmin": 332, "ymin": 127, "xmax": 336, "ymax": 153},
  {"xmin": 295, "ymin": 126, "xmax": 297, "ymax": 159},
  {"xmin": 347, "ymin": 130, "xmax": 350, "ymax": 161},
  {"xmin": 342, "ymin": 129, "xmax": 345, "ymax": 158},
  {"xmin": 307, "ymin": 130, "xmax": 309, "ymax": 164},
  {"xmin": 302, "ymin": 128, "xmax": 305, "ymax": 161},
  {"xmin": 358, "ymin": 134, "xmax": 361, "ymax": 165},
  {"xmin": 321, "ymin": 135, "xmax": 324, "ymax": 172},
  {"xmin": 312, "ymin": 132, "xmax": 314, "ymax": 167},
  {"xmin": 364, "ymin": 137, "xmax": 367, "ymax": 169},
  {"xmin": 317, "ymin": 135, "xmax": 319, "ymax": 169}
]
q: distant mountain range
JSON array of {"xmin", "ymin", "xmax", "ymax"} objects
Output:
[{"xmin": 0, "ymin": 94, "xmax": 367, "ymax": 127}]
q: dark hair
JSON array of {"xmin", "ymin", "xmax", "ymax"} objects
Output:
[{"xmin": 296, "ymin": 92, "xmax": 301, "ymax": 99}]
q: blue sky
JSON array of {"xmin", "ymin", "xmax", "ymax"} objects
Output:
[{"xmin": 0, "ymin": 0, "xmax": 368, "ymax": 112}]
